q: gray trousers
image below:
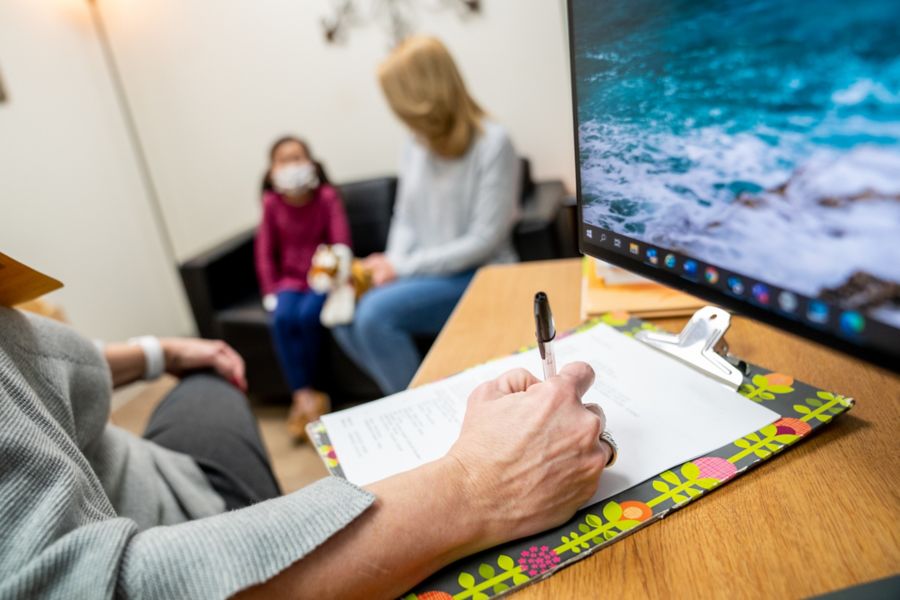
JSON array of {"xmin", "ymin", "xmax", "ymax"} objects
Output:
[{"xmin": 144, "ymin": 372, "xmax": 282, "ymax": 510}]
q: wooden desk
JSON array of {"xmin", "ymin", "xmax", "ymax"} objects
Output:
[{"xmin": 412, "ymin": 259, "xmax": 900, "ymax": 599}]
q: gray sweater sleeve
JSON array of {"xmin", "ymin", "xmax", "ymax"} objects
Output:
[
  {"xmin": 119, "ymin": 477, "xmax": 375, "ymax": 599},
  {"xmin": 2, "ymin": 463, "xmax": 373, "ymax": 600},
  {"xmin": 0, "ymin": 307, "xmax": 376, "ymax": 600}
]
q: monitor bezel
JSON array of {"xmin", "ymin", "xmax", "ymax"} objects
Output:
[{"xmin": 565, "ymin": 0, "xmax": 899, "ymax": 375}]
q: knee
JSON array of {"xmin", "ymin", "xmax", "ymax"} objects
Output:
[
  {"xmin": 170, "ymin": 371, "xmax": 250, "ymax": 411},
  {"xmin": 352, "ymin": 296, "xmax": 378, "ymax": 332},
  {"xmin": 354, "ymin": 294, "xmax": 398, "ymax": 336},
  {"xmin": 330, "ymin": 323, "xmax": 352, "ymax": 346}
]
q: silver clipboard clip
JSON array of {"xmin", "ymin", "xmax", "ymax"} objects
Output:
[{"xmin": 635, "ymin": 306, "xmax": 745, "ymax": 390}]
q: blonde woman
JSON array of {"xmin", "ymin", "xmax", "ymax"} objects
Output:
[{"xmin": 333, "ymin": 36, "xmax": 521, "ymax": 395}]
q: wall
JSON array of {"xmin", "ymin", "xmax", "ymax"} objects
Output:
[
  {"xmin": 0, "ymin": 0, "xmax": 574, "ymax": 338},
  {"xmin": 99, "ymin": 0, "xmax": 576, "ymax": 261},
  {"xmin": 0, "ymin": 0, "xmax": 193, "ymax": 340}
]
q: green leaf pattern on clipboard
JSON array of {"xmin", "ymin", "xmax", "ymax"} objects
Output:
[
  {"xmin": 340, "ymin": 314, "xmax": 856, "ymax": 600},
  {"xmin": 739, "ymin": 372, "xmax": 795, "ymax": 401},
  {"xmin": 645, "ymin": 462, "xmax": 720, "ymax": 508},
  {"xmin": 727, "ymin": 422, "xmax": 800, "ymax": 462},
  {"xmin": 453, "ymin": 555, "xmax": 529, "ymax": 600},
  {"xmin": 794, "ymin": 391, "xmax": 852, "ymax": 423},
  {"xmin": 555, "ymin": 500, "xmax": 647, "ymax": 555}
]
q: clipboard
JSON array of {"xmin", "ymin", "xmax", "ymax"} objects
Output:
[
  {"xmin": 309, "ymin": 312, "xmax": 854, "ymax": 599},
  {"xmin": 0, "ymin": 251, "xmax": 63, "ymax": 308}
]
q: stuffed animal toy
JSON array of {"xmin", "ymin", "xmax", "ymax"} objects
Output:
[{"xmin": 308, "ymin": 244, "xmax": 372, "ymax": 326}]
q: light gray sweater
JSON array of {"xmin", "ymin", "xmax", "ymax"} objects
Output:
[
  {"xmin": 0, "ymin": 307, "xmax": 375, "ymax": 599},
  {"xmin": 386, "ymin": 120, "xmax": 521, "ymax": 277}
]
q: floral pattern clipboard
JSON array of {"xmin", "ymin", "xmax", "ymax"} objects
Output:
[{"xmin": 309, "ymin": 313, "xmax": 854, "ymax": 599}]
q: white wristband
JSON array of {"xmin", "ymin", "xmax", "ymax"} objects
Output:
[{"xmin": 128, "ymin": 336, "xmax": 165, "ymax": 380}]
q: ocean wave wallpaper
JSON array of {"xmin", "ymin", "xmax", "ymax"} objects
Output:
[{"xmin": 573, "ymin": 0, "xmax": 900, "ymax": 324}]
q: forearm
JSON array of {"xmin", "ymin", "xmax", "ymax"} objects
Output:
[
  {"xmin": 239, "ymin": 363, "xmax": 606, "ymax": 599},
  {"xmin": 237, "ymin": 457, "xmax": 486, "ymax": 600},
  {"xmin": 104, "ymin": 343, "xmax": 146, "ymax": 388}
]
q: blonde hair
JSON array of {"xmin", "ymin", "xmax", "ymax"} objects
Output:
[{"xmin": 378, "ymin": 36, "xmax": 485, "ymax": 158}]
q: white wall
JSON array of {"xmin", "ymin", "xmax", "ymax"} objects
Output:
[
  {"xmin": 0, "ymin": 1, "xmax": 193, "ymax": 340},
  {"xmin": 99, "ymin": 0, "xmax": 576, "ymax": 261},
  {"xmin": 0, "ymin": 0, "xmax": 574, "ymax": 338}
]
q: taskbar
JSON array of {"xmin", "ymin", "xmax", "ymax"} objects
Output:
[{"xmin": 582, "ymin": 224, "xmax": 899, "ymax": 360}]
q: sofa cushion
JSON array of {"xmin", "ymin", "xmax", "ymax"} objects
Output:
[{"xmin": 216, "ymin": 296, "xmax": 269, "ymax": 328}]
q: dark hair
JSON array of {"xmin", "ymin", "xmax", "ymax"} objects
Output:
[{"xmin": 261, "ymin": 135, "xmax": 330, "ymax": 193}]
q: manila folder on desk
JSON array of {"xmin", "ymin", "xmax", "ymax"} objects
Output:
[{"xmin": 318, "ymin": 322, "xmax": 780, "ymax": 509}]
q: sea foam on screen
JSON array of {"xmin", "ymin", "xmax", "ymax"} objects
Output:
[{"xmin": 573, "ymin": 0, "xmax": 900, "ymax": 323}]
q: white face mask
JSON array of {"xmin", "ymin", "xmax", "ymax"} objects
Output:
[{"xmin": 272, "ymin": 162, "xmax": 319, "ymax": 196}]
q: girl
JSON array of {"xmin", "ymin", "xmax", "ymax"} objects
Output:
[
  {"xmin": 255, "ymin": 136, "xmax": 351, "ymax": 438},
  {"xmin": 332, "ymin": 36, "xmax": 521, "ymax": 395}
]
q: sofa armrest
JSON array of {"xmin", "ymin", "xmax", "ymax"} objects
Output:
[
  {"xmin": 179, "ymin": 228, "xmax": 259, "ymax": 338},
  {"xmin": 516, "ymin": 180, "xmax": 566, "ymax": 232},
  {"xmin": 513, "ymin": 180, "xmax": 567, "ymax": 261}
]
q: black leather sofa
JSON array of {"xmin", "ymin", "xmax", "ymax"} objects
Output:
[{"xmin": 179, "ymin": 158, "xmax": 575, "ymax": 404}]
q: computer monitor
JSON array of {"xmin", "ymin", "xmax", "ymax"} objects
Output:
[{"xmin": 568, "ymin": 0, "xmax": 900, "ymax": 373}]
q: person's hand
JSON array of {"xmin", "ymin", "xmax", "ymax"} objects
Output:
[
  {"xmin": 240, "ymin": 363, "xmax": 606, "ymax": 599},
  {"xmin": 445, "ymin": 362, "xmax": 610, "ymax": 548},
  {"xmin": 363, "ymin": 253, "xmax": 397, "ymax": 286},
  {"xmin": 159, "ymin": 338, "xmax": 247, "ymax": 392}
]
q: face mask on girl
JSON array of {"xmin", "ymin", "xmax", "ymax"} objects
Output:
[{"xmin": 272, "ymin": 162, "xmax": 319, "ymax": 196}]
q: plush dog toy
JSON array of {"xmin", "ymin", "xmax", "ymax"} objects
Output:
[{"xmin": 308, "ymin": 244, "xmax": 372, "ymax": 326}]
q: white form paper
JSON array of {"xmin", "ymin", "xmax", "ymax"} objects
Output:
[{"xmin": 320, "ymin": 323, "xmax": 779, "ymax": 507}]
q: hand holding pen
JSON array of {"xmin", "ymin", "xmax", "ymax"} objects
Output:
[
  {"xmin": 534, "ymin": 291, "xmax": 557, "ymax": 379},
  {"xmin": 533, "ymin": 290, "xmax": 617, "ymax": 466}
]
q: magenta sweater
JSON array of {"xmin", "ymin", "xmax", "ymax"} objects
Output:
[{"xmin": 254, "ymin": 185, "xmax": 352, "ymax": 296}]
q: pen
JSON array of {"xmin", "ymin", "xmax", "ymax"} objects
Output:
[{"xmin": 534, "ymin": 291, "xmax": 557, "ymax": 379}]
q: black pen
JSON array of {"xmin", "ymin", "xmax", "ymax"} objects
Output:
[{"xmin": 534, "ymin": 291, "xmax": 557, "ymax": 379}]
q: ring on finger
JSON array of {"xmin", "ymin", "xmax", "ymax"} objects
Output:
[{"xmin": 599, "ymin": 430, "xmax": 618, "ymax": 467}]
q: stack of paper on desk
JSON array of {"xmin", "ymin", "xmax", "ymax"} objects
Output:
[
  {"xmin": 581, "ymin": 257, "xmax": 704, "ymax": 320},
  {"xmin": 320, "ymin": 323, "xmax": 779, "ymax": 508}
]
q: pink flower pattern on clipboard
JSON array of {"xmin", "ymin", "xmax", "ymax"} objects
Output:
[
  {"xmin": 518, "ymin": 545, "xmax": 561, "ymax": 576},
  {"xmin": 693, "ymin": 457, "xmax": 738, "ymax": 482}
]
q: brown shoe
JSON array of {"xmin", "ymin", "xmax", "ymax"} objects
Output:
[
  {"xmin": 287, "ymin": 390, "xmax": 331, "ymax": 442},
  {"xmin": 286, "ymin": 405, "xmax": 311, "ymax": 441},
  {"xmin": 305, "ymin": 391, "xmax": 331, "ymax": 422}
]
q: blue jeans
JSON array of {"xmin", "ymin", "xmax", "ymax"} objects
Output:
[
  {"xmin": 332, "ymin": 271, "xmax": 475, "ymax": 395},
  {"xmin": 270, "ymin": 290, "xmax": 326, "ymax": 392}
]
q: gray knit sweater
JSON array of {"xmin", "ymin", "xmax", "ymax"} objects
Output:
[
  {"xmin": 385, "ymin": 120, "xmax": 521, "ymax": 277},
  {"xmin": 0, "ymin": 307, "xmax": 375, "ymax": 599}
]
